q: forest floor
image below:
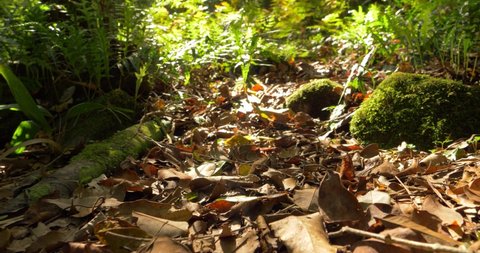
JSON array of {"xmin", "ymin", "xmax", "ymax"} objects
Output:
[{"xmin": 0, "ymin": 58, "xmax": 480, "ymax": 253}]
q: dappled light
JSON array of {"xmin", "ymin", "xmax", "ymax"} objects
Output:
[{"xmin": 0, "ymin": 0, "xmax": 479, "ymax": 252}]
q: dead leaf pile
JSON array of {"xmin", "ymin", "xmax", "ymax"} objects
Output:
[{"xmin": 1, "ymin": 76, "xmax": 480, "ymax": 253}]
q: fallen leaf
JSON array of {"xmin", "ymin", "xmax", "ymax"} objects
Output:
[
  {"xmin": 133, "ymin": 211, "xmax": 188, "ymax": 237},
  {"xmin": 282, "ymin": 177, "xmax": 297, "ymax": 190},
  {"xmin": 318, "ymin": 170, "xmax": 364, "ymax": 222},
  {"xmin": 139, "ymin": 236, "xmax": 192, "ymax": 253},
  {"xmin": 26, "ymin": 230, "xmax": 72, "ymax": 253},
  {"xmin": 359, "ymin": 143, "xmax": 380, "ymax": 159},
  {"xmin": 116, "ymin": 200, "xmax": 192, "ymax": 221},
  {"xmin": 0, "ymin": 228, "xmax": 11, "ymax": 250},
  {"xmin": 380, "ymin": 215, "xmax": 460, "ymax": 245},
  {"xmin": 357, "ymin": 190, "xmax": 391, "ymax": 209},
  {"xmin": 270, "ymin": 212, "xmax": 335, "ymax": 253},
  {"xmin": 422, "ymin": 195, "xmax": 463, "ymax": 226},
  {"xmin": 103, "ymin": 227, "xmax": 151, "ymax": 252},
  {"xmin": 338, "ymin": 153, "xmax": 355, "ymax": 180},
  {"xmin": 62, "ymin": 242, "xmax": 110, "ymax": 253},
  {"xmin": 292, "ymin": 188, "xmax": 319, "ymax": 212},
  {"xmin": 206, "ymin": 199, "xmax": 236, "ymax": 213},
  {"xmin": 370, "ymin": 160, "xmax": 399, "ymax": 177}
]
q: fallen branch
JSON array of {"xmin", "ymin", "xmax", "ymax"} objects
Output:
[
  {"xmin": 0, "ymin": 120, "xmax": 168, "ymax": 215},
  {"xmin": 328, "ymin": 226, "xmax": 470, "ymax": 253}
]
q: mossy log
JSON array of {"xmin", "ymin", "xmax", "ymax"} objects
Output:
[{"xmin": 0, "ymin": 120, "xmax": 168, "ymax": 214}]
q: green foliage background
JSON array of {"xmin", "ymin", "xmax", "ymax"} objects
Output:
[{"xmin": 0, "ymin": 0, "xmax": 478, "ymax": 146}]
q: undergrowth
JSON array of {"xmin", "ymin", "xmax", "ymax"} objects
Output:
[{"xmin": 0, "ymin": 0, "xmax": 478, "ymax": 148}]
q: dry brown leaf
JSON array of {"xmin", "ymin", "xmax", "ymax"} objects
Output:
[
  {"xmin": 318, "ymin": 170, "xmax": 364, "ymax": 222},
  {"xmin": 371, "ymin": 160, "xmax": 399, "ymax": 177},
  {"xmin": 419, "ymin": 153, "xmax": 448, "ymax": 167},
  {"xmin": 282, "ymin": 177, "xmax": 297, "ymax": 190},
  {"xmin": 133, "ymin": 211, "xmax": 188, "ymax": 237},
  {"xmin": 292, "ymin": 188, "xmax": 318, "ymax": 212},
  {"xmin": 338, "ymin": 153, "xmax": 355, "ymax": 180},
  {"xmin": 26, "ymin": 230, "xmax": 72, "ymax": 253},
  {"xmin": 116, "ymin": 200, "xmax": 192, "ymax": 221},
  {"xmin": 380, "ymin": 215, "xmax": 460, "ymax": 245},
  {"xmin": 139, "ymin": 236, "xmax": 192, "ymax": 253},
  {"xmin": 464, "ymin": 177, "xmax": 480, "ymax": 202},
  {"xmin": 0, "ymin": 228, "xmax": 11, "ymax": 250},
  {"xmin": 103, "ymin": 227, "xmax": 152, "ymax": 252},
  {"xmin": 420, "ymin": 153, "xmax": 449, "ymax": 174},
  {"xmin": 352, "ymin": 240, "xmax": 412, "ymax": 253},
  {"xmin": 422, "ymin": 195, "xmax": 463, "ymax": 226},
  {"xmin": 270, "ymin": 213, "xmax": 335, "ymax": 253},
  {"xmin": 359, "ymin": 143, "xmax": 380, "ymax": 159},
  {"xmin": 62, "ymin": 242, "xmax": 111, "ymax": 253}
]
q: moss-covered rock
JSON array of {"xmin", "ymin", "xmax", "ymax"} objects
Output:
[
  {"xmin": 286, "ymin": 79, "xmax": 343, "ymax": 120},
  {"xmin": 350, "ymin": 72, "xmax": 480, "ymax": 149}
]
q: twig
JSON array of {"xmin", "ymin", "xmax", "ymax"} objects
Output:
[
  {"xmin": 424, "ymin": 176, "xmax": 454, "ymax": 209},
  {"xmin": 395, "ymin": 175, "xmax": 420, "ymax": 209},
  {"xmin": 328, "ymin": 226, "xmax": 470, "ymax": 253}
]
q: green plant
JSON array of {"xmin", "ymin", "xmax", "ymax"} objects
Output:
[
  {"xmin": 146, "ymin": 0, "xmax": 349, "ymax": 85},
  {"xmin": 0, "ymin": 64, "xmax": 51, "ymax": 132},
  {"xmin": 0, "ymin": 0, "xmax": 160, "ymax": 97},
  {"xmin": 384, "ymin": 0, "xmax": 479, "ymax": 80}
]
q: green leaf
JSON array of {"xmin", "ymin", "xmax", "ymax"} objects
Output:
[
  {"xmin": 0, "ymin": 104, "xmax": 53, "ymax": 118},
  {"xmin": 10, "ymin": 120, "xmax": 40, "ymax": 154},
  {"xmin": 65, "ymin": 102, "xmax": 106, "ymax": 120},
  {"xmin": 0, "ymin": 64, "xmax": 51, "ymax": 132},
  {"xmin": 0, "ymin": 104, "xmax": 21, "ymax": 111}
]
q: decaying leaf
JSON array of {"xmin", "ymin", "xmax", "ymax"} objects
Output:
[
  {"xmin": 422, "ymin": 195, "xmax": 463, "ymax": 226},
  {"xmin": 357, "ymin": 190, "xmax": 391, "ymax": 208},
  {"xmin": 133, "ymin": 211, "xmax": 188, "ymax": 237},
  {"xmin": 318, "ymin": 170, "xmax": 364, "ymax": 222},
  {"xmin": 138, "ymin": 236, "xmax": 192, "ymax": 253},
  {"xmin": 270, "ymin": 212, "xmax": 335, "ymax": 253},
  {"xmin": 380, "ymin": 215, "xmax": 460, "ymax": 245}
]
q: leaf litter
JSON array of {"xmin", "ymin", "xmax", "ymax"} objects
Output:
[{"xmin": 1, "ymin": 68, "xmax": 480, "ymax": 253}]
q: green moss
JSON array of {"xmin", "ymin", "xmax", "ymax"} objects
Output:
[
  {"xmin": 286, "ymin": 79, "xmax": 343, "ymax": 120},
  {"xmin": 20, "ymin": 120, "xmax": 166, "ymax": 204},
  {"xmin": 100, "ymin": 88, "xmax": 135, "ymax": 109},
  {"xmin": 350, "ymin": 72, "xmax": 480, "ymax": 149},
  {"xmin": 26, "ymin": 183, "xmax": 53, "ymax": 202},
  {"xmin": 72, "ymin": 120, "xmax": 165, "ymax": 184}
]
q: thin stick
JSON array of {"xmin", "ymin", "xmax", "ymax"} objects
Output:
[
  {"xmin": 425, "ymin": 176, "xmax": 454, "ymax": 209},
  {"xmin": 395, "ymin": 175, "xmax": 420, "ymax": 209},
  {"xmin": 328, "ymin": 226, "xmax": 470, "ymax": 253}
]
